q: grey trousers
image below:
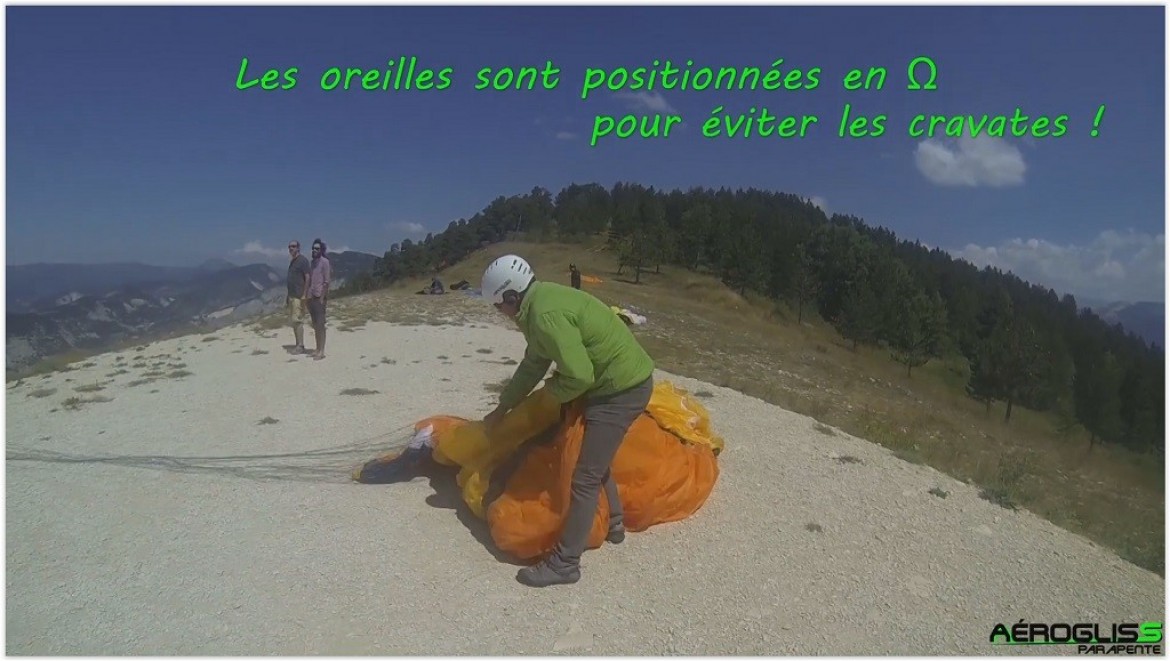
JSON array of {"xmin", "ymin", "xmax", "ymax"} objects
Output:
[{"xmin": 549, "ymin": 375, "xmax": 654, "ymax": 569}]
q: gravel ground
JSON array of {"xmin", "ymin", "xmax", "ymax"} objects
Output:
[{"xmin": 6, "ymin": 317, "xmax": 1165, "ymax": 655}]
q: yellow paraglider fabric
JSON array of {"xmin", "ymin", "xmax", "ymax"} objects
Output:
[
  {"xmin": 646, "ymin": 382, "xmax": 724, "ymax": 455},
  {"xmin": 424, "ymin": 387, "xmax": 561, "ymax": 519}
]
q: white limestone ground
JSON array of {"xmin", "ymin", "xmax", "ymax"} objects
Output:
[{"xmin": 5, "ymin": 316, "xmax": 1164, "ymax": 655}]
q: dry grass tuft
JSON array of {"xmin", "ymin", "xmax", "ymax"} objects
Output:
[
  {"xmin": 340, "ymin": 387, "xmax": 379, "ymax": 396},
  {"xmin": 61, "ymin": 395, "xmax": 114, "ymax": 410}
]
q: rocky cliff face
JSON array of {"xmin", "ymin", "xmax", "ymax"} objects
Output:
[
  {"xmin": 6, "ymin": 264, "xmax": 288, "ymax": 373},
  {"xmin": 6, "ymin": 252, "xmax": 382, "ymax": 374}
]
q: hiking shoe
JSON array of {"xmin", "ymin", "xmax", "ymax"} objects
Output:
[
  {"xmin": 607, "ymin": 524, "xmax": 626, "ymax": 544},
  {"xmin": 516, "ymin": 560, "xmax": 580, "ymax": 587}
]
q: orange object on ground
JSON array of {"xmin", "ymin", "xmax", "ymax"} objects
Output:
[
  {"xmin": 357, "ymin": 381, "xmax": 724, "ymax": 563},
  {"xmin": 486, "ymin": 396, "xmax": 721, "ymax": 560}
]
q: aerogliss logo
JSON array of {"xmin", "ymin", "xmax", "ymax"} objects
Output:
[{"xmin": 989, "ymin": 620, "xmax": 1163, "ymax": 655}]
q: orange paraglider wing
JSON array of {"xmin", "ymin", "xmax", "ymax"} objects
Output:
[{"xmin": 355, "ymin": 382, "xmax": 723, "ymax": 563}]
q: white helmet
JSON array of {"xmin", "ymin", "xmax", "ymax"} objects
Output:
[{"xmin": 481, "ymin": 254, "xmax": 535, "ymax": 304}]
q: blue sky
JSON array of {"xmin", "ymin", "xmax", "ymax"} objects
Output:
[{"xmin": 7, "ymin": 5, "xmax": 1165, "ymax": 303}]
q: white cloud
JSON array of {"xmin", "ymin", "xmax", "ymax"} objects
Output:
[
  {"xmin": 235, "ymin": 241, "xmax": 288, "ymax": 258},
  {"xmin": 233, "ymin": 240, "xmax": 361, "ymax": 263},
  {"xmin": 915, "ymin": 137, "xmax": 1026, "ymax": 187},
  {"xmin": 952, "ymin": 229, "xmax": 1165, "ymax": 303},
  {"xmin": 555, "ymin": 131, "xmax": 577, "ymax": 140},
  {"xmin": 388, "ymin": 221, "xmax": 426, "ymax": 235},
  {"xmin": 614, "ymin": 91, "xmax": 678, "ymax": 114},
  {"xmin": 808, "ymin": 196, "xmax": 829, "ymax": 214}
]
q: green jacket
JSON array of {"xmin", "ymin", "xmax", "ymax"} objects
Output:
[{"xmin": 496, "ymin": 281, "xmax": 655, "ymax": 412}]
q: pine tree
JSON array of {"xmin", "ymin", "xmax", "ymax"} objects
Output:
[
  {"xmin": 989, "ymin": 316, "xmax": 1047, "ymax": 423},
  {"xmin": 966, "ymin": 341, "xmax": 998, "ymax": 415},
  {"xmin": 789, "ymin": 243, "xmax": 819, "ymax": 324},
  {"xmin": 890, "ymin": 287, "xmax": 948, "ymax": 378},
  {"xmin": 676, "ymin": 204, "xmax": 710, "ymax": 271},
  {"xmin": 838, "ymin": 280, "xmax": 880, "ymax": 351}
]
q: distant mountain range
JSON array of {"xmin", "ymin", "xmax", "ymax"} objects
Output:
[
  {"xmin": 1084, "ymin": 300, "xmax": 1164, "ymax": 349},
  {"xmin": 6, "ymin": 251, "xmax": 380, "ymax": 374}
]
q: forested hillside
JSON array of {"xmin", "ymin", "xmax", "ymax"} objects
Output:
[{"xmin": 339, "ymin": 183, "xmax": 1165, "ymax": 457}]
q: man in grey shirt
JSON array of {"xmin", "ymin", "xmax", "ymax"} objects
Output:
[{"xmin": 287, "ymin": 240, "xmax": 311, "ymax": 353}]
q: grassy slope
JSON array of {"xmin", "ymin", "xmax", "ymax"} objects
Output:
[{"xmin": 337, "ymin": 239, "xmax": 1164, "ymax": 575}]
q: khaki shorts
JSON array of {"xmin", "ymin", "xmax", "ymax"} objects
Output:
[{"xmin": 287, "ymin": 296, "xmax": 306, "ymax": 327}]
